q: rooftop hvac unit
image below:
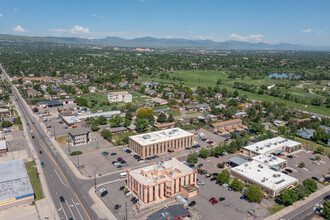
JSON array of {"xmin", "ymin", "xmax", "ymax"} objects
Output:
[
  {"xmin": 264, "ymin": 160, "xmax": 268, "ymax": 163},
  {"xmin": 273, "ymin": 174, "xmax": 277, "ymax": 178},
  {"xmin": 143, "ymin": 134, "xmax": 151, "ymax": 139}
]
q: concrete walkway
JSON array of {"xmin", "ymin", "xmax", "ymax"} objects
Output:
[{"xmin": 265, "ymin": 184, "xmax": 330, "ymax": 220}]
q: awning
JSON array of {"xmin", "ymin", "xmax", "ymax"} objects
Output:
[{"xmin": 273, "ymin": 149, "xmax": 284, "ymax": 155}]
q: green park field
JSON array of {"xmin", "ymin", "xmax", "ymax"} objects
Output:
[{"xmin": 140, "ymin": 70, "xmax": 330, "ymax": 116}]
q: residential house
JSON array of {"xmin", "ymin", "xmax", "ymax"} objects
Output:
[
  {"xmin": 154, "ymin": 122, "xmax": 175, "ymax": 130},
  {"xmin": 150, "ymin": 97, "xmax": 168, "ymax": 106},
  {"xmin": 296, "ymin": 128, "xmax": 315, "ymax": 139},
  {"xmin": 27, "ymin": 89, "xmax": 41, "ymax": 98},
  {"xmin": 320, "ymin": 125, "xmax": 330, "ymax": 133},
  {"xmin": 88, "ymin": 86, "xmax": 97, "ymax": 93}
]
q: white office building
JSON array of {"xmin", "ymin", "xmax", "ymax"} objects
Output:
[{"xmin": 108, "ymin": 91, "xmax": 132, "ymax": 103}]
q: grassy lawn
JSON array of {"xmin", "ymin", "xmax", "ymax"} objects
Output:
[
  {"xmin": 154, "ymin": 105, "xmax": 170, "ymax": 110},
  {"xmin": 56, "ymin": 135, "xmax": 67, "ymax": 147},
  {"xmin": 268, "ymin": 204, "xmax": 286, "ymax": 214},
  {"xmin": 295, "ymin": 137, "xmax": 330, "ymax": 156},
  {"xmin": 186, "ymin": 111, "xmax": 199, "ymax": 115},
  {"xmin": 140, "ymin": 70, "xmax": 330, "ymax": 116},
  {"xmin": 169, "ymin": 109, "xmax": 181, "ymax": 116},
  {"xmin": 25, "ymin": 161, "xmax": 44, "ymax": 200}
]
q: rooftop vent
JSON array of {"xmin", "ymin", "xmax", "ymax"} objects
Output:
[
  {"xmin": 143, "ymin": 134, "xmax": 151, "ymax": 139},
  {"xmin": 275, "ymin": 179, "xmax": 285, "ymax": 184}
]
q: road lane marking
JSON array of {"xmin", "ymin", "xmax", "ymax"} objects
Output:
[
  {"xmin": 59, "ymin": 202, "xmax": 68, "ymax": 220},
  {"xmin": 74, "ymin": 192, "xmax": 91, "ymax": 220},
  {"xmin": 65, "ymin": 200, "xmax": 75, "ymax": 219},
  {"xmin": 54, "ymin": 169, "xmax": 68, "ymax": 187},
  {"xmin": 72, "ymin": 198, "xmax": 84, "ymax": 220}
]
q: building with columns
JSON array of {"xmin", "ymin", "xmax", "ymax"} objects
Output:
[
  {"xmin": 128, "ymin": 128, "xmax": 194, "ymax": 159},
  {"xmin": 126, "ymin": 158, "xmax": 197, "ymax": 204}
]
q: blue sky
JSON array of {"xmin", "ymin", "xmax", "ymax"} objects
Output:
[{"xmin": 1, "ymin": 0, "xmax": 329, "ymax": 46}]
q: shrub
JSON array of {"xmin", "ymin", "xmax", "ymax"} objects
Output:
[{"xmin": 70, "ymin": 151, "xmax": 83, "ymax": 156}]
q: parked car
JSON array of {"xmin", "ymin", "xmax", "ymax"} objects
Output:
[
  {"xmin": 117, "ymin": 157, "xmax": 123, "ymax": 161},
  {"xmin": 39, "ymin": 151, "xmax": 42, "ymax": 154},
  {"xmin": 166, "ymin": 157, "xmax": 172, "ymax": 161},
  {"xmin": 188, "ymin": 201, "xmax": 196, "ymax": 207},
  {"xmin": 210, "ymin": 177, "xmax": 217, "ymax": 181},
  {"xmin": 123, "ymin": 164, "xmax": 130, "ymax": 167},
  {"xmin": 212, "ymin": 173, "xmax": 218, "ymax": 176},
  {"xmin": 111, "ymin": 153, "xmax": 117, "ymax": 156},
  {"xmin": 197, "ymin": 181, "xmax": 205, "ymax": 186},
  {"xmin": 205, "ymin": 174, "xmax": 211, "ymax": 178},
  {"xmin": 313, "ymin": 161, "xmax": 320, "ymax": 165},
  {"xmin": 117, "ymin": 165, "xmax": 123, "ymax": 169},
  {"xmin": 119, "ymin": 186, "xmax": 125, "ymax": 191},
  {"xmin": 102, "ymin": 152, "xmax": 109, "ymax": 156},
  {"xmin": 197, "ymin": 163, "xmax": 203, "ymax": 168},
  {"xmin": 282, "ymin": 171, "xmax": 289, "ymax": 175},
  {"xmin": 115, "ymin": 204, "xmax": 121, "ymax": 210},
  {"xmin": 211, "ymin": 200, "xmax": 218, "ymax": 205},
  {"xmin": 285, "ymin": 169, "xmax": 293, "ymax": 173},
  {"xmin": 240, "ymin": 195, "xmax": 247, "ymax": 200},
  {"xmin": 63, "ymin": 126, "xmax": 68, "ymax": 129},
  {"xmin": 138, "ymin": 159, "xmax": 145, "ymax": 163},
  {"xmin": 126, "ymin": 149, "xmax": 132, "ymax": 153},
  {"xmin": 228, "ymin": 186, "xmax": 233, "ymax": 191},
  {"xmin": 324, "ymin": 195, "xmax": 330, "ymax": 201},
  {"xmin": 311, "ymin": 176, "xmax": 320, "ymax": 181},
  {"xmin": 125, "ymin": 191, "xmax": 132, "ymax": 197},
  {"xmin": 47, "ymin": 125, "xmax": 52, "ymax": 128},
  {"xmin": 222, "ymin": 183, "xmax": 228, "ymax": 188},
  {"xmin": 209, "ymin": 197, "xmax": 216, "ymax": 202},
  {"xmin": 219, "ymin": 197, "xmax": 225, "ymax": 201},
  {"xmin": 99, "ymin": 188, "xmax": 106, "ymax": 193}
]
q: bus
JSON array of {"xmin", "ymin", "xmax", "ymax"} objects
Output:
[{"xmin": 119, "ymin": 172, "xmax": 127, "ymax": 179}]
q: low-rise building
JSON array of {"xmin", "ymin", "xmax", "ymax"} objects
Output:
[
  {"xmin": 37, "ymin": 100, "xmax": 63, "ymax": 108},
  {"xmin": 77, "ymin": 110, "xmax": 121, "ymax": 119},
  {"xmin": 127, "ymin": 158, "xmax": 197, "ymax": 204},
  {"xmin": 0, "ymin": 108, "xmax": 10, "ymax": 116},
  {"xmin": 108, "ymin": 91, "xmax": 132, "ymax": 103},
  {"xmin": 234, "ymin": 111, "xmax": 248, "ymax": 118},
  {"xmin": 147, "ymin": 204, "xmax": 191, "ymax": 220},
  {"xmin": 296, "ymin": 128, "xmax": 315, "ymax": 139},
  {"xmin": 0, "ymin": 140, "xmax": 7, "ymax": 153},
  {"xmin": 252, "ymin": 153, "xmax": 287, "ymax": 169},
  {"xmin": 59, "ymin": 98, "xmax": 76, "ymax": 105},
  {"xmin": 242, "ymin": 137, "xmax": 302, "ymax": 157},
  {"xmin": 154, "ymin": 122, "xmax": 175, "ymax": 130},
  {"xmin": 231, "ymin": 160, "xmax": 298, "ymax": 197},
  {"xmin": 109, "ymin": 127, "xmax": 127, "ymax": 135},
  {"xmin": 210, "ymin": 119, "xmax": 247, "ymax": 134},
  {"xmin": 61, "ymin": 116, "xmax": 82, "ymax": 127},
  {"xmin": 27, "ymin": 89, "xmax": 41, "ymax": 97},
  {"xmin": 68, "ymin": 127, "xmax": 91, "ymax": 146},
  {"xmin": 128, "ymin": 128, "xmax": 193, "ymax": 159},
  {"xmin": 0, "ymin": 160, "xmax": 34, "ymax": 211},
  {"xmin": 150, "ymin": 97, "xmax": 168, "ymax": 106}
]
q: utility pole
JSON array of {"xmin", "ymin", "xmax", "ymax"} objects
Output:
[
  {"xmin": 125, "ymin": 201, "xmax": 128, "ymax": 220},
  {"xmin": 96, "ymin": 137, "xmax": 99, "ymax": 149},
  {"xmin": 94, "ymin": 171, "xmax": 97, "ymax": 191},
  {"xmin": 53, "ymin": 126, "xmax": 56, "ymax": 139},
  {"xmin": 67, "ymin": 132, "xmax": 71, "ymax": 155},
  {"xmin": 77, "ymin": 154, "xmax": 80, "ymax": 168}
]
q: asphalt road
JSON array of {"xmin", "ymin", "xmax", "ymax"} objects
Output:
[{"xmin": 281, "ymin": 193, "xmax": 328, "ymax": 220}]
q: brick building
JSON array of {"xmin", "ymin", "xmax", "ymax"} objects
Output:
[{"xmin": 210, "ymin": 119, "xmax": 247, "ymax": 134}]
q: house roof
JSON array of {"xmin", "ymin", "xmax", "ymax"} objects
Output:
[
  {"xmin": 211, "ymin": 119, "xmax": 242, "ymax": 127},
  {"xmin": 154, "ymin": 122, "xmax": 175, "ymax": 128},
  {"xmin": 147, "ymin": 205, "xmax": 191, "ymax": 220},
  {"xmin": 69, "ymin": 127, "xmax": 91, "ymax": 136}
]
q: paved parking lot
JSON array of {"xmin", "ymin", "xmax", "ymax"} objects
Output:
[
  {"xmin": 190, "ymin": 173, "xmax": 271, "ymax": 220},
  {"xmin": 285, "ymin": 150, "xmax": 329, "ymax": 186}
]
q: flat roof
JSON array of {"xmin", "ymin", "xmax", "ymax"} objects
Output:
[
  {"xmin": 252, "ymin": 153, "xmax": 287, "ymax": 166},
  {"xmin": 243, "ymin": 137, "xmax": 301, "ymax": 155},
  {"xmin": 108, "ymin": 91, "xmax": 130, "ymax": 96},
  {"xmin": 77, "ymin": 110, "xmax": 121, "ymax": 119},
  {"xmin": 69, "ymin": 127, "xmax": 91, "ymax": 136},
  {"xmin": 0, "ymin": 159, "xmax": 34, "ymax": 201},
  {"xmin": 0, "ymin": 108, "xmax": 10, "ymax": 113},
  {"xmin": 62, "ymin": 116, "xmax": 81, "ymax": 124},
  {"xmin": 0, "ymin": 140, "xmax": 6, "ymax": 150},
  {"xmin": 231, "ymin": 160, "xmax": 298, "ymax": 191},
  {"xmin": 212, "ymin": 119, "xmax": 242, "ymax": 127},
  {"xmin": 147, "ymin": 205, "xmax": 191, "ymax": 220},
  {"xmin": 229, "ymin": 156, "xmax": 247, "ymax": 166},
  {"xmin": 128, "ymin": 159, "xmax": 194, "ymax": 187},
  {"xmin": 129, "ymin": 128, "xmax": 193, "ymax": 146}
]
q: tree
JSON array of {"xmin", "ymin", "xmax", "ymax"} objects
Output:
[
  {"xmin": 315, "ymin": 156, "xmax": 321, "ymax": 161},
  {"xmin": 231, "ymin": 177, "xmax": 244, "ymax": 192},
  {"xmin": 97, "ymin": 115, "xmax": 108, "ymax": 125},
  {"xmin": 76, "ymin": 97, "xmax": 88, "ymax": 106},
  {"xmin": 213, "ymin": 146, "xmax": 224, "ymax": 156},
  {"xmin": 303, "ymin": 178, "xmax": 318, "ymax": 194},
  {"xmin": 135, "ymin": 118, "xmax": 149, "ymax": 133},
  {"xmin": 147, "ymin": 114, "xmax": 155, "ymax": 126},
  {"xmin": 1, "ymin": 120, "xmax": 12, "ymax": 128},
  {"xmin": 322, "ymin": 201, "xmax": 330, "ymax": 220},
  {"xmin": 125, "ymin": 111, "xmax": 133, "ymax": 121},
  {"xmin": 216, "ymin": 170, "xmax": 230, "ymax": 184},
  {"xmin": 311, "ymin": 97, "xmax": 322, "ymax": 106},
  {"xmin": 124, "ymin": 119, "xmax": 131, "ymax": 127},
  {"xmin": 101, "ymin": 129, "xmax": 112, "ymax": 142},
  {"xmin": 109, "ymin": 115, "xmax": 123, "ymax": 127},
  {"xmin": 187, "ymin": 151, "xmax": 198, "ymax": 164},
  {"xmin": 157, "ymin": 113, "xmax": 167, "ymax": 123},
  {"xmin": 278, "ymin": 189, "xmax": 298, "ymax": 206},
  {"xmin": 246, "ymin": 185, "xmax": 263, "ymax": 203},
  {"xmin": 315, "ymin": 146, "xmax": 325, "ymax": 154},
  {"xmin": 137, "ymin": 107, "xmax": 154, "ymax": 119},
  {"xmin": 199, "ymin": 148, "xmax": 210, "ymax": 159},
  {"xmin": 167, "ymin": 114, "xmax": 174, "ymax": 122},
  {"xmin": 91, "ymin": 124, "xmax": 99, "ymax": 131},
  {"xmin": 299, "ymin": 162, "xmax": 305, "ymax": 168}
]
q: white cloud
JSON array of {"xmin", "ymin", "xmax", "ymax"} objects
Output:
[
  {"xmin": 13, "ymin": 8, "xmax": 19, "ymax": 12},
  {"xmin": 51, "ymin": 25, "xmax": 90, "ymax": 34},
  {"xmin": 0, "ymin": 14, "xmax": 3, "ymax": 18},
  {"xmin": 229, "ymin": 33, "xmax": 264, "ymax": 42},
  {"xmin": 317, "ymin": 30, "xmax": 323, "ymax": 34},
  {"xmin": 93, "ymin": 14, "xmax": 104, "ymax": 18},
  {"xmin": 302, "ymin": 28, "xmax": 312, "ymax": 33},
  {"xmin": 13, "ymin": 25, "xmax": 28, "ymax": 32}
]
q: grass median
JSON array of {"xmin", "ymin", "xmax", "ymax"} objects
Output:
[{"xmin": 25, "ymin": 160, "xmax": 44, "ymax": 201}]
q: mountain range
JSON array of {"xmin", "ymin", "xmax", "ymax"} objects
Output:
[{"xmin": 1, "ymin": 34, "xmax": 329, "ymax": 51}]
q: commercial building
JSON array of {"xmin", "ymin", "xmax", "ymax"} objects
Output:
[
  {"xmin": 128, "ymin": 128, "xmax": 194, "ymax": 159},
  {"xmin": 0, "ymin": 108, "xmax": 10, "ymax": 116},
  {"xmin": 77, "ymin": 110, "xmax": 121, "ymax": 119},
  {"xmin": 60, "ymin": 115, "xmax": 82, "ymax": 127},
  {"xmin": 231, "ymin": 160, "xmax": 298, "ymax": 197},
  {"xmin": 68, "ymin": 127, "xmax": 91, "ymax": 146},
  {"xmin": 211, "ymin": 119, "xmax": 247, "ymax": 134},
  {"xmin": 37, "ymin": 100, "xmax": 63, "ymax": 108},
  {"xmin": 242, "ymin": 137, "xmax": 302, "ymax": 157},
  {"xmin": 0, "ymin": 140, "xmax": 7, "ymax": 153},
  {"xmin": 59, "ymin": 98, "xmax": 76, "ymax": 105},
  {"xmin": 0, "ymin": 160, "xmax": 34, "ymax": 210},
  {"xmin": 127, "ymin": 158, "xmax": 197, "ymax": 204},
  {"xmin": 147, "ymin": 204, "xmax": 191, "ymax": 220},
  {"xmin": 107, "ymin": 91, "xmax": 132, "ymax": 103},
  {"xmin": 252, "ymin": 153, "xmax": 287, "ymax": 169}
]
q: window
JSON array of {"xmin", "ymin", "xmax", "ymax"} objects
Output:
[
  {"xmin": 184, "ymin": 176, "xmax": 186, "ymax": 184},
  {"xmin": 174, "ymin": 180, "xmax": 177, "ymax": 194}
]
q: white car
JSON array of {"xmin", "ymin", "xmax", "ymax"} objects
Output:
[
  {"xmin": 197, "ymin": 181, "xmax": 205, "ymax": 186},
  {"xmin": 138, "ymin": 160, "xmax": 145, "ymax": 164},
  {"xmin": 222, "ymin": 183, "xmax": 229, "ymax": 188},
  {"xmin": 313, "ymin": 161, "xmax": 320, "ymax": 165},
  {"xmin": 123, "ymin": 147, "xmax": 128, "ymax": 151},
  {"xmin": 113, "ymin": 162, "xmax": 120, "ymax": 166},
  {"xmin": 99, "ymin": 188, "xmax": 106, "ymax": 193},
  {"xmin": 125, "ymin": 192, "xmax": 132, "ymax": 197}
]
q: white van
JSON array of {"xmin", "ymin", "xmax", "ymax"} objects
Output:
[{"xmin": 119, "ymin": 172, "xmax": 127, "ymax": 179}]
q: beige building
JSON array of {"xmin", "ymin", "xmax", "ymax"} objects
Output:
[
  {"xmin": 68, "ymin": 127, "xmax": 91, "ymax": 146},
  {"xmin": 126, "ymin": 158, "xmax": 197, "ymax": 204},
  {"xmin": 108, "ymin": 91, "xmax": 132, "ymax": 103},
  {"xmin": 210, "ymin": 119, "xmax": 247, "ymax": 134},
  {"xmin": 128, "ymin": 128, "xmax": 194, "ymax": 159}
]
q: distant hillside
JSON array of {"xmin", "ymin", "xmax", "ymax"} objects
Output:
[{"xmin": 1, "ymin": 34, "xmax": 329, "ymax": 51}]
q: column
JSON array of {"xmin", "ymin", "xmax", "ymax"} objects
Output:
[
  {"xmin": 160, "ymin": 183, "xmax": 164, "ymax": 198},
  {"xmin": 154, "ymin": 185, "xmax": 159, "ymax": 201},
  {"xmin": 149, "ymin": 187, "xmax": 153, "ymax": 202},
  {"xmin": 175, "ymin": 179, "xmax": 180, "ymax": 193},
  {"xmin": 143, "ymin": 188, "xmax": 148, "ymax": 203}
]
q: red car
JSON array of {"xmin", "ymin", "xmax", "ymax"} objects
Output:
[
  {"xmin": 207, "ymin": 141, "xmax": 214, "ymax": 144},
  {"xmin": 211, "ymin": 200, "xmax": 218, "ymax": 205},
  {"xmin": 117, "ymin": 158, "xmax": 123, "ymax": 161},
  {"xmin": 209, "ymin": 197, "xmax": 216, "ymax": 202}
]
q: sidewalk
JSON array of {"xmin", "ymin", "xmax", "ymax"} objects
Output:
[
  {"xmin": 265, "ymin": 184, "xmax": 330, "ymax": 220},
  {"xmin": 88, "ymin": 188, "xmax": 117, "ymax": 220}
]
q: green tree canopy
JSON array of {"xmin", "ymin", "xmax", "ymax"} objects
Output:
[
  {"xmin": 157, "ymin": 113, "xmax": 167, "ymax": 123},
  {"xmin": 187, "ymin": 151, "xmax": 198, "ymax": 164},
  {"xmin": 231, "ymin": 177, "xmax": 244, "ymax": 192},
  {"xmin": 246, "ymin": 185, "xmax": 263, "ymax": 203},
  {"xmin": 135, "ymin": 118, "xmax": 149, "ymax": 133},
  {"xmin": 217, "ymin": 170, "xmax": 230, "ymax": 184},
  {"xmin": 101, "ymin": 129, "xmax": 112, "ymax": 142},
  {"xmin": 303, "ymin": 178, "xmax": 318, "ymax": 194},
  {"xmin": 278, "ymin": 189, "xmax": 298, "ymax": 206},
  {"xmin": 109, "ymin": 115, "xmax": 123, "ymax": 127},
  {"xmin": 199, "ymin": 148, "xmax": 210, "ymax": 159}
]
